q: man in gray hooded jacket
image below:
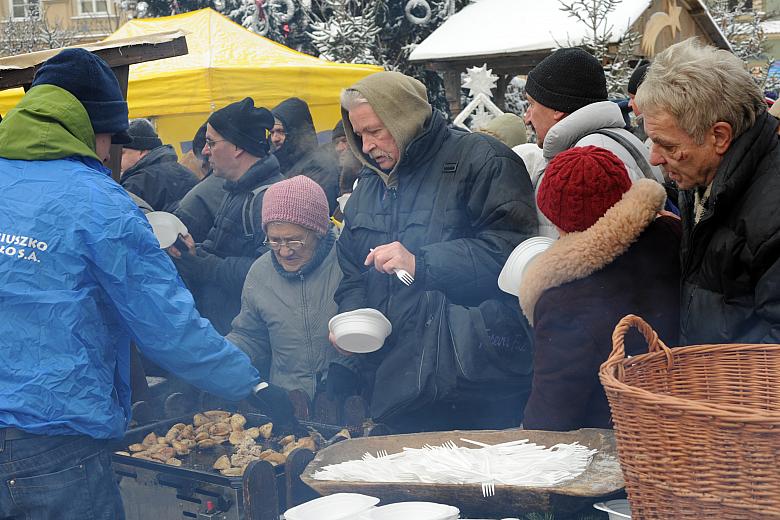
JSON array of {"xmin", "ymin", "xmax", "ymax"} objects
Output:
[{"xmin": 334, "ymin": 71, "xmax": 538, "ymax": 432}]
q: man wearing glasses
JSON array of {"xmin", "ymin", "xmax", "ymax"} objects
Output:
[{"xmin": 168, "ymin": 97, "xmax": 284, "ymax": 334}]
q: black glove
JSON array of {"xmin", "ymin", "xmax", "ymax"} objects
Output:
[
  {"xmin": 246, "ymin": 382, "xmax": 299, "ymax": 429},
  {"xmin": 325, "ymin": 362, "xmax": 360, "ymax": 399}
]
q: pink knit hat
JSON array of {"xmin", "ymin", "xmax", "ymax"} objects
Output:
[{"xmin": 261, "ymin": 175, "xmax": 330, "ymax": 235}]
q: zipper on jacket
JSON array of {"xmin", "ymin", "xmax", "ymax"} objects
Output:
[
  {"xmin": 385, "ymin": 186, "xmax": 399, "ymax": 315},
  {"xmin": 299, "ymin": 272, "xmax": 315, "ymax": 396}
]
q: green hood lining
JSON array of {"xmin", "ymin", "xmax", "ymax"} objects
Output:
[{"xmin": 0, "ymin": 84, "xmax": 98, "ymax": 162}]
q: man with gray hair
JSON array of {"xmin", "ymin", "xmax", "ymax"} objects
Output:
[
  {"xmin": 333, "ymin": 71, "xmax": 538, "ymax": 432},
  {"xmin": 636, "ymin": 38, "xmax": 780, "ymax": 344}
]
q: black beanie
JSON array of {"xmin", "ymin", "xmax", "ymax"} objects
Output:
[
  {"xmin": 192, "ymin": 123, "xmax": 207, "ymax": 158},
  {"xmin": 208, "ymin": 97, "xmax": 273, "ymax": 157},
  {"xmin": 32, "ymin": 48, "xmax": 130, "ymax": 144},
  {"xmin": 125, "ymin": 119, "xmax": 162, "ymax": 150},
  {"xmin": 332, "ymin": 120, "xmax": 345, "ymax": 141},
  {"xmin": 526, "ymin": 48, "xmax": 607, "ymax": 114},
  {"xmin": 627, "ymin": 63, "xmax": 650, "ymax": 95}
]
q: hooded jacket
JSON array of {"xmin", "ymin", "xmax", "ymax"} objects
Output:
[
  {"xmin": 679, "ymin": 112, "xmax": 780, "ymax": 344},
  {"xmin": 120, "ymin": 144, "xmax": 198, "ymax": 212},
  {"xmin": 520, "ymin": 180, "xmax": 681, "ymax": 430},
  {"xmin": 0, "ymin": 85, "xmax": 260, "ymax": 439},
  {"xmin": 174, "ymin": 154, "xmax": 284, "ymax": 334},
  {"xmin": 272, "ymin": 98, "xmax": 340, "ymax": 211},
  {"xmin": 531, "ymin": 101, "xmax": 665, "ymax": 238},
  {"xmin": 335, "ymin": 72, "xmax": 538, "ymax": 420}
]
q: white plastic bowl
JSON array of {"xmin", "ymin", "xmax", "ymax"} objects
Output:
[
  {"xmin": 146, "ymin": 211, "xmax": 188, "ymax": 249},
  {"xmin": 361, "ymin": 501, "xmax": 459, "ymax": 520},
  {"xmin": 284, "ymin": 493, "xmax": 380, "ymax": 520},
  {"xmin": 593, "ymin": 499, "xmax": 632, "ymax": 519},
  {"xmin": 498, "ymin": 236, "xmax": 555, "ymax": 297},
  {"xmin": 328, "ymin": 308, "xmax": 392, "ymax": 354}
]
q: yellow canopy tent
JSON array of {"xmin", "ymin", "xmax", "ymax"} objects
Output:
[{"xmin": 0, "ymin": 8, "xmax": 382, "ymax": 154}]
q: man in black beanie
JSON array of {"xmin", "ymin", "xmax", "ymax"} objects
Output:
[
  {"xmin": 523, "ymin": 47, "xmax": 663, "ymax": 238},
  {"xmin": 168, "ymin": 97, "xmax": 284, "ymax": 334},
  {"xmin": 119, "ymin": 118, "xmax": 198, "ymax": 211}
]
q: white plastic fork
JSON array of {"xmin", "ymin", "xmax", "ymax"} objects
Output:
[
  {"xmin": 393, "ymin": 268, "xmax": 414, "ymax": 286},
  {"xmin": 482, "ymin": 454, "xmax": 495, "ymax": 497},
  {"xmin": 376, "ymin": 449, "xmax": 389, "ymax": 458},
  {"xmin": 368, "ymin": 249, "xmax": 414, "ymax": 285}
]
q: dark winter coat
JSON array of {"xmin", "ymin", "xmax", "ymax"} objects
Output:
[
  {"xmin": 120, "ymin": 145, "xmax": 198, "ymax": 212},
  {"xmin": 286, "ymin": 143, "xmax": 341, "ymax": 214},
  {"xmin": 520, "ymin": 180, "xmax": 681, "ymax": 431},
  {"xmin": 174, "ymin": 155, "xmax": 284, "ymax": 334},
  {"xmin": 335, "ymin": 110, "xmax": 538, "ymax": 420},
  {"xmin": 679, "ymin": 111, "xmax": 780, "ymax": 345},
  {"xmin": 174, "ymin": 173, "xmax": 227, "ymax": 243}
]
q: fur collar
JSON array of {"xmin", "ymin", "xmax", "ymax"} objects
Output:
[{"xmin": 519, "ymin": 179, "xmax": 666, "ymax": 324}]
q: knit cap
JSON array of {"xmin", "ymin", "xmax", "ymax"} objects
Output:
[
  {"xmin": 208, "ymin": 97, "xmax": 274, "ymax": 157},
  {"xmin": 526, "ymin": 48, "xmax": 607, "ymax": 114},
  {"xmin": 31, "ymin": 48, "xmax": 130, "ymax": 143},
  {"xmin": 627, "ymin": 62, "xmax": 650, "ymax": 95},
  {"xmin": 125, "ymin": 118, "xmax": 162, "ymax": 150},
  {"xmin": 537, "ymin": 146, "xmax": 631, "ymax": 233},
  {"xmin": 262, "ymin": 175, "xmax": 330, "ymax": 235}
]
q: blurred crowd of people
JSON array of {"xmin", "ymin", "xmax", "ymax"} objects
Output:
[{"xmin": 1, "ymin": 36, "xmax": 779, "ymax": 518}]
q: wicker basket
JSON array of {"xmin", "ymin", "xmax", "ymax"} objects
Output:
[{"xmin": 599, "ymin": 315, "xmax": 780, "ymax": 519}]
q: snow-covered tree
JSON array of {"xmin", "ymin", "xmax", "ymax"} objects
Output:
[
  {"xmin": 0, "ymin": 4, "xmax": 79, "ymax": 57},
  {"xmin": 705, "ymin": 0, "xmax": 778, "ymax": 94},
  {"xmin": 558, "ymin": 0, "xmax": 642, "ymax": 97},
  {"xmin": 307, "ymin": 0, "xmax": 381, "ymax": 64}
]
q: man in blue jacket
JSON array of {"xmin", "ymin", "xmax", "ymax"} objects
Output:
[{"xmin": 0, "ymin": 49, "xmax": 266, "ymax": 519}]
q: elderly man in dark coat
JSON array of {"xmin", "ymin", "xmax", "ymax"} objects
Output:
[
  {"xmin": 334, "ymin": 71, "xmax": 538, "ymax": 433},
  {"xmin": 637, "ymin": 38, "xmax": 780, "ymax": 345},
  {"xmin": 120, "ymin": 119, "xmax": 198, "ymax": 211}
]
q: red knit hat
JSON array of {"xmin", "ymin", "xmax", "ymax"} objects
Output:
[
  {"xmin": 537, "ymin": 146, "xmax": 631, "ymax": 233},
  {"xmin": 262, "ymin": 175, "xmax": 330, "ymax": 235}
]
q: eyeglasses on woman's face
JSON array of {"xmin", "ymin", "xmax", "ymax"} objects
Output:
[{"xmin": 263, "ymin": 237, "xmax": 307, "ymax": 251}]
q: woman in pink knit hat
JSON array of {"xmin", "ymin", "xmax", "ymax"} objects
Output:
[
  {"xmin": 226, "ymin": 175, "xmax": 357, "ymax": 404},
  {"xmin": 518, "ymin": 146, "xmax": 681, "ymax": 431}
]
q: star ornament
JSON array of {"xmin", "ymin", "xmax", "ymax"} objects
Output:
[{"xmin": 463, "ymin": 64, "xmax": 498, "ymax": 99}]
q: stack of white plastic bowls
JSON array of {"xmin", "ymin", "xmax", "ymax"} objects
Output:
[
  {"xmin": 284, "ymin": 493, "xmax": 380, "ymax": 520},
  {"xmin": 360, "ymin": 501, "xmax": 459, "ymax": 520},
  {"xmin": 328, "ymin": 308, "xmax": 392, "ymax": 354}
]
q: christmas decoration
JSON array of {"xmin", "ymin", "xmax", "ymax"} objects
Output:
[
  {"xmin": 404, "ymin": 0, "xmax": 432, "ymax": 25},
  {"xmin": 462, "ymin": 63, "xmax": 498, "ymax": 99}
]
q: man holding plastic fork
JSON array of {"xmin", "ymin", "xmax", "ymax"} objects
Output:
[{"xmin": 333, "ymin": 71, "xmax": 538, "ymax": 433}]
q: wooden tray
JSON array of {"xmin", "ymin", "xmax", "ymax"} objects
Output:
[{"xmin": 301, "ymin": 428, "xmax": 624, "ymax": 517}]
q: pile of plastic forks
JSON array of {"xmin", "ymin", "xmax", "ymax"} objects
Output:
[{"xmin": 312, "ymin": 438, "xmax": 597, "ymax": 498}]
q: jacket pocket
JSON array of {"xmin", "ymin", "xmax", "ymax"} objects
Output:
[{"xmin": 8, "ymin": 460, "xmax": 94, "ymax": 520}]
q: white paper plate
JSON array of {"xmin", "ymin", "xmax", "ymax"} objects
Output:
[
  {"xmin": 146, "ymin": 211, "xmax": 188, "ymax": 249},
  {"xmin": 284, "ymin": 493, "xmax": 379, "ymax": 520},
  {"xmin": 498, "ymin": 236, "xmax": 555, "ymax": 296}
]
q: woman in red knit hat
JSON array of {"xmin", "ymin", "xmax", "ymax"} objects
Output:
[{"xmin": 519, "ymin": 146, "xmax": 681, "ymax": 431}]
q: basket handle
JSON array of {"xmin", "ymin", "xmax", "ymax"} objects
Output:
[{"xmin": 609, "ymin": 314, "xmax": 674, "ymax": 373}]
